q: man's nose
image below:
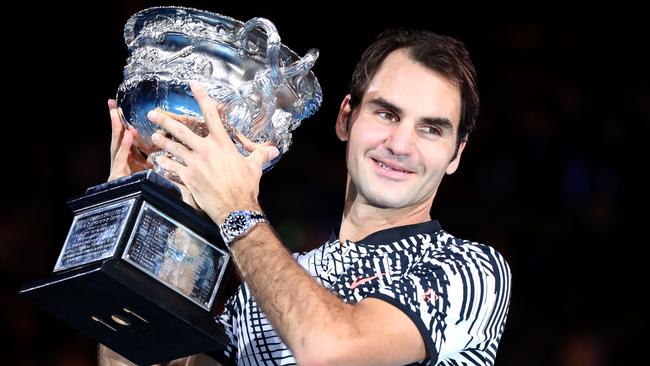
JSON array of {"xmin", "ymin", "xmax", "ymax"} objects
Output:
[{"xmin": 385, "ymin": 122, "xmax": 415, "ymax": 156}]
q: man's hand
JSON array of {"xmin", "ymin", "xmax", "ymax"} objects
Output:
[
  {"xmin": 108, "ymin": 99, "xmax": 152, "ymax": 181},
  {"xmin": 108, "ymin": 100, "xmax": 202, "ymax": 209},
  {"xmin": 146, "ymin": 81, "xmax": 279, "ymax": 224}
]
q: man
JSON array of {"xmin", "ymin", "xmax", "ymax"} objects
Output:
[{"xmin": 102, "ymin": 28, "xmax": 511, "ymax": 365}]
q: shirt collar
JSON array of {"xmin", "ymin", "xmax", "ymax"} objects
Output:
[{"xmin": 328, "ymin": 220, "xmax": 443, "ymax": 247}]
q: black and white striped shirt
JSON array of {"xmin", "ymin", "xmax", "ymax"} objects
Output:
[{"xmin": 215, "ymin": 220, "xmax": 511, "ymax": 365}]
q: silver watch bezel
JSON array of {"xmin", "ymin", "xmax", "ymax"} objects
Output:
[{"xmin": 219, "ymin": 210, "xmax": 267, "ymax": 246}]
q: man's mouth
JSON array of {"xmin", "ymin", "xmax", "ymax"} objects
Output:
[{"xmin": 372, "ymin": 158, "xmax": 414, "ymax": 174}]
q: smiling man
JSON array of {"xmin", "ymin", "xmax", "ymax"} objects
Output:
[{"xmin": 103, "ymin": 28, "xmax": 511, "ymax": 366}]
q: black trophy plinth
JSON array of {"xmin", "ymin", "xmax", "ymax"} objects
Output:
[{"xmin": 20, "ymin": 170, "xmax": 231, "ymax": 365}]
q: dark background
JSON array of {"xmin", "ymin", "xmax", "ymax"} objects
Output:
[{"xmin": 2, "ymin": 2, "xmax": 648, "ymax": 365}]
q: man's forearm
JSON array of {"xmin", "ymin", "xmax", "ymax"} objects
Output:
[{"xmin": 229, "ymin": 223, "xmax": 354, "ymax": 360}]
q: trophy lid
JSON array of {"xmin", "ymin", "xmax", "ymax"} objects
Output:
[{"xmin": 124, "ymin": 7, "xmax": 301, "ymax": 66}]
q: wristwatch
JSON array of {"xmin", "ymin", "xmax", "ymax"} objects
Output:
[{"xmin": 219, "ymin": 210, "xmax": 268, "ymax": 246}]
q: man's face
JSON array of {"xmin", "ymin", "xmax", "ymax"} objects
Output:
[{"xmin": 337, "ymin": 49, "xmax": 465, "ymax": 210}]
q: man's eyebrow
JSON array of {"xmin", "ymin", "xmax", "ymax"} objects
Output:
[
  {"xmin": 367, "ymin": 97, "xmax": 403, "ymax": 116},
  {"xmin": 368, "ymin": 97, "xmax": 455, "ymax": 134},
  {"xmin": 421, "ymin": 117, "xmax": 454, "ymax": 134}
]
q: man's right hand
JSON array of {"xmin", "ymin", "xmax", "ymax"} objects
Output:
[{"xmin": 108, "ymin": 99, "xmax": 152, "ymax": 181}]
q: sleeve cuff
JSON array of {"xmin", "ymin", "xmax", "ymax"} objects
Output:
[{"xmin": 365, "ymin": 292, "xmax": 439, "ymax": 364}]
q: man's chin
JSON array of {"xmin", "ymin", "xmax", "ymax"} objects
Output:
[{"xmin": 362, "ymin": 191, "xmax": 412, "ymax": 210}]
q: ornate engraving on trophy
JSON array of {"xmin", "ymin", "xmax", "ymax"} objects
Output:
[
  {"xmin": 123, "ymin": 202, "xmax": 229, "ymax": 310},
  {"xmin": 55, "ymin": 197, "xmax": 137, "ymax": 271}
]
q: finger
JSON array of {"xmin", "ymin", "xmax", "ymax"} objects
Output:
[
  {"xmin": 109, "ymin": 129, "xmax": 135, "ymax": 180},
  {"xmin": 160, "ymin": 109, "xmax": 199, "ymax": 125},
  {"xmin": 189, "ymin": 81, "xmax": 231, "ymax": 145},
  {"xmin": 161, "ymin": 110, "xmax": 209, "ymax": 138},
  {"xmin": 115, "ymin": 128, "xmax": 134, "ymax": 164},
  {"xmin": 154, "ymin": 155, "xmax": 188, "ymax": 182},
  {"xmin": 147, "ymin": 109, "xmax": 201, "ymax": 151},
  {"xmin": 235, "ymin": 131, "xmax": 257, "ymax": 152},
  {"xmin": 126, "ymin": 127, "xmax": 149, "ymax": 162},
  {"xmin": 247, "ymin": 145, "xmax": 280, "ymax": 170},
  {"xmin": 151, "ymin": 131, "xmax": 192, "ymax": 164},
  {"xmin": 108, "ymin": 99, "xmax": 125, "ymax": 163},
  {"xmin": 234, "ymin": 130, "xmax": 274, "ymax": 152}
]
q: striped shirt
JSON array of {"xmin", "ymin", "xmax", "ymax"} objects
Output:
[{"xmin": 215, "ymin": 220, "xmax": 511, "ymax": 365}]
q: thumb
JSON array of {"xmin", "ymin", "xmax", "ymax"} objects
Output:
[{"xmin": 248, "ymin": 145, "xmax": 280, "ymax": 169}]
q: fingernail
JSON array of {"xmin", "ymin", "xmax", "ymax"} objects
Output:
[
  {"xmin": 152, "ymin": 132, "xmax": 161, "ymax": 142},
  {"xmin": 147, "ymin": 110, "xmax": 159, "ymax": 120},
  {"xmin": 189, "ymin": 80, "xmax": 200, "ymax": 89},
  {"xmin": 268, "ymin": 147, "xmax": 280, "ymax": 160}
]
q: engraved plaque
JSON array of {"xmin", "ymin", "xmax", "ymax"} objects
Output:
[
  {"xmin": 54, "ymin": 198, "xmax": 136, "ymax": 271},
  {"xmin": 123, "ymin": 202, "xmax": 229, "ymax": 310}
]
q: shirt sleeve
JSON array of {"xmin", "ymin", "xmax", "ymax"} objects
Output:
[{"xmin": 363, "ymin": 242, "xmax": 511, "ymax": 365}]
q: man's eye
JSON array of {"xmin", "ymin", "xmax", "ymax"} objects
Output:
[
  {"xmin": 378, "ymin": 112, "xmax": 397, "ymax": 121},
  {"xmin": 420, "ymin": 126, "xmax": 441, "ymax": 135}
]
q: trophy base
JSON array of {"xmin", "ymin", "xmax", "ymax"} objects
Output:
[
  {"xmin": 21, "ymin": 260, "xmax": 226, "ymax": 364},
  {"xmin": 20, "ymin": 170, "xmax": 231, "ymax": 365}
]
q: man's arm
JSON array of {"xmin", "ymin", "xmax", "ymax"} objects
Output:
[{"xmin": 229, "ymin": 223, "xmax": 426, "ymax": 366}]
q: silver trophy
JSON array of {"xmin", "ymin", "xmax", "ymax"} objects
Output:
[
  {"xmin": 20, "ymin": 7, "xmax": 321, "ymax": 365},
  {"xmin": 118, "ymin": 6, "xmax": 322, "ymax": 173}
]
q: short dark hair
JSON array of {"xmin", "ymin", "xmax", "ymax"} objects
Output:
[{"xmin": 349, "ymin": 28, "xmax": 480, "ymax": 155}]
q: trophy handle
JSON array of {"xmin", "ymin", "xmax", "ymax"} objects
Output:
[
  {"xmin": 224, "ymin": 19, "xmax": 320, "ymax": 146},
  {"xmin": 282, "ymin": 48, "xmax": 319, "ymax": 78},
  {"xmin": 238, "ymin": 18, "xmax": 283, "ymax": 86}
]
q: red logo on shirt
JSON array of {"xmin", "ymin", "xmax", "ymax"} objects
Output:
[
  {"xmin": 421, "ymin": 288, "xmax": 439, "ymax": 302},
  {"xmin": 350, "ymin": 273, "xmax": 386, "ymax": 289}
]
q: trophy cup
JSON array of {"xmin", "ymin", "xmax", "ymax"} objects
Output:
[{"xmin": 20, "ymin": 6, "xmax": 321, "ymax": 365}]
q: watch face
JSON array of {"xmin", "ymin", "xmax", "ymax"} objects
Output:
[
  {"xmin": 221, "ymin": 210, "xmax": 266, "ymax": 244},
  {"xmin": 224, "ymin": 211, "xmax": 249, "ymax": 237}
]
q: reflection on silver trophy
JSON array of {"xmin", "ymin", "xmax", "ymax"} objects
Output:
[
  {"xmin": 20, "ymin": 7, "xmax": 322, "ymax": 364},
  {"xmin": 117, "ymin": 6, "xmax": 322, "ymax": 173}
]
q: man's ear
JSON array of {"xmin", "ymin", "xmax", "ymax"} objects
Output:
[
  {"xmin": 446, "ymin": 140, "xmax": 467, "ymax": 175},
  {"xmin": 336, "ymin": 94, "xmax": 353, "ymax": 141}
]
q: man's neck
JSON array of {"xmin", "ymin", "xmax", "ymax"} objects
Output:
[{"xmin": 338, "ymin": 199, "xmax": 432, "ymax": 244}]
